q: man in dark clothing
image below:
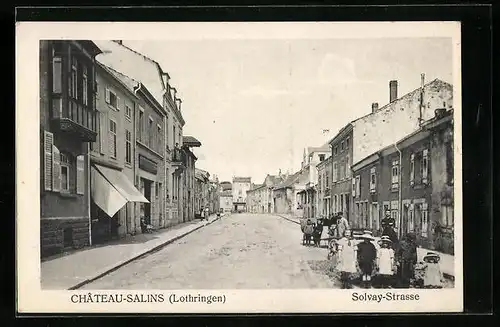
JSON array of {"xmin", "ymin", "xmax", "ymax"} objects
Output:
[
  {"xmin": 357, "ymin": 234, "xmax": 377, "ymax": 288},
  {"xmin": 396, "ymin": 232, "xmax": 418, "ymax": 288},
  {"xmin": 313, "ymin": 219, "xmax": 324, "ymax": 247}
]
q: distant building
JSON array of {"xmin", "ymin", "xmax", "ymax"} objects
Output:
[
  {"xmin": 316, "ymin": 155, "xmax": 333, "ymax": 218},
  {"xmin": 232, "ymin": 177, "xmax": 252, "ymax": 212},
  {"xmin": 272, "ymin": 170, "xmax": 308, "ymax": 217},
  {"xmin": 219, "ymin": 190, "xmax": 233, "ymax": 213},
  {"xmin": 195, "ymin": 168, "xmax": 210, "ymax": 215}
]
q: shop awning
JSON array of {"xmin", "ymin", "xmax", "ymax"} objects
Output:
[{"xmin": 91, "ymin": 164, "xmax": 149, "ymax": 217}]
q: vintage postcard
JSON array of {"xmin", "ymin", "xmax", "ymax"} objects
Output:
[{"xmin": 16, "ymin": 21, "xmax": 462, "ymax": 313}]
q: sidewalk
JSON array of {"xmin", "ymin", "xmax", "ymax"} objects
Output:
[
  {"xmin": 274, "ymin": 213, "xmax": 455, "ymax": 279},
  {"xmin": 41, "ymin": 214, "xmax": 221, "ymax": 290}
]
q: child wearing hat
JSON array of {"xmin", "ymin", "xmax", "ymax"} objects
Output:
[
  {"xmin": 336, "ymin": 229, "xmax": 357, "ymax": 289},
  {"xmin": 356, "ymin": 232, "xmax": 377, "ymax": 288},
  {"xmin": 375, "ymin": 236, "xmax": 396, "ymax": 288},
  {"xmin": 421, "ymin": 252, "xmax": 444, "ymax": 288}
]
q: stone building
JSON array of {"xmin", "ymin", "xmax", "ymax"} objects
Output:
[
  {"xmin": 316, "ymin": 155, "xmax": 333, "ymax": 218},
  {"xmin": 89, "ymin": 63, "xmax": 149, "ymax": 243},
  {"xmin": 195, "ymin": 168, "xmax": 210, "ymax": 215},
  {"xmin": 40, "ymin": 40, "xmax": 102, "ymax": 257},
  {"xmin": 351, "ymin": 109, "xmax": 454, "ymax": 254},
  {"xmin": 182, "ymin": 136, "xmax": 202, "ymax": 221},
  {"xmin": 272, "ymin": 169, "xmax": 308, "ymax": 217},
  {"xmin": 328, "ymin": 78, "xmax": 453, "ymax": 223},
  {"xmin": 232, "ymin": 177, "xmax": 252, "ymax": 212}
]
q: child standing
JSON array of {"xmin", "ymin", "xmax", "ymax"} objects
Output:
[
  {"xmin": 336, "ymin": 229, "xmax": 357, "ymax": 289},
  {"xmin": 421, "ymin": 252, "xmax": 444, "ymax": 288},
  {"xmin": 356, "ymin": 233, "xmax": 377, "ymax": 288},
  {"xmin": 376, "ymin": 236, "xmax": 396, "ymax": 288}
]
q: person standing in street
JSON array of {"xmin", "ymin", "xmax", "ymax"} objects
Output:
[
  {"xmin": 205, "ymin": 207, "xmax": 209, "ymax": 221},
  {"xmin": 336, "ymin": 229, "xmax": 357, "ymax": 289},
  {"xmin": 396, "ymin": 232, "xmax": 418, "ymax": 288},
  {"xmin": 375, "ymin": 236, "xmax": 396, "ymax": 288},
  {"xmin": 335, "ymin": 212, "xmax": 350, "ymax": 239},
  {"xmin": 357, "ymin": 233, "xmax": 377, "ymax": 288}
]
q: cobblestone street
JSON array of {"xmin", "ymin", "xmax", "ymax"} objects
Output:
[{"xmin": 82, "ymin": 214, "xmax": 337, "ymax": 289}]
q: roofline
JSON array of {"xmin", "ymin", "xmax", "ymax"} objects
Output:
[
  {"xmin": 328, "ymin": 124, "xmax": 354, "ymax": 146},
  {"xmin": 96, "ymin": 63, "xmax": 140, "ymax": 101},
  {"xmin": 134, "ymin": 83, "xmax": 165, "ymax": 117}
]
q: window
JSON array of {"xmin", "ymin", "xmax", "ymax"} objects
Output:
[
  {"xmin": 446, "ymin": 142, "xmax": 454, "ymax": 185},
  {"xmin": 421, "ymin": 203, "xmax": 429, "ymax": 237},
  {"xmin": 52, "ymin": 53, "xmax": 62, "ymax": 93},
  {"xmin": 334, "ymin": 195, "xmax": 338, "ymax": 212},
  {"xmin": 441, "ymin": 205, "xmax": 454, "ymax": 227},
  {"xmin": 325, "ymin": 172, "xmax": 329, "ymax": 187},
  {"xmin": 82, "ymin": 66, "xmax": 88, "ymax": 106},
  {"xmin": 173, "ymin": 125, "xmax": 176, "ymax": 145},
  {"xmin": 148, "ymin": 117, "xmax": 154, "ymax": 149},
  {"xmin": 333, "ymin": 162, "xmax": 338, "ymax": 182},
  {"xmin": 157, "ymin": 124, "xmax": 162, "ymax": 152},
  {"xmin": 410, "ymin": 153, "xmax": 415, "ymax": 186},
  {"xmin": 125, "ymin": 104, "xmax": 132, "ymax": 120},
  {"xmin": 43, "ymin": 131, "xmax": 54, "ymax": 191},
  {"xmin": 138, "ymin": 107, "xmax": 144, "ymax": 142},
  {"xmin": 70, "ymin": 57, "xmax": 78, "ymax": 99},
  {"xmin": 422, "ymin": 149, "xmax": 429, "ymax": 184},
  {"xmin": 390, "ymin": 201, "xmax": 399, "ymax": 223},
  {"xmin": 353, "ymin": 175, "xmax": 360, "ymax": 198},
  {"xmin": 60, "ymin": 153, "xmax": 70, "ymax": 191},
  {"xmin": 339, "ymin": 159, "xmax": 345, "ymax": 180},
  {"xmin": 156, "ymin": 182, "xmax": 159, "ymax": 197},
  {"xmin": 125, "ymin": 130, "xmax": 132, "ymax": 164},
  {"xmin": 341, "ymin": 141, "xmax": 345, "ymax": 151},
  {"xmin": 334, "ymin": 146, "xmax": 338, "ymax": 155},
  {"xmin": 345, "ymin": 137, "xmax": 350, "ymax": 149},
  {"xmin": 391, "ymin": 160, "xmax": 399, "ymax": 190},
  {"xmin": 319, "ymin": 154, "xmax": 325, "ymax": 162},
  {"xmin": 407, "ymin": 204, "xmax": 415, "ymax": 232},
  {"xmin": 345, "ymin": 156, "xmax": 350, "ymax": 178},
  {"xmin": 370, "ymin": 167, "xmax": 376, "ymax": 193},
  {"xmin": 109, "ymin": 119, "xmax": 117, "ymax": 158}
]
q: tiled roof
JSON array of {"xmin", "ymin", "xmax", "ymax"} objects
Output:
[
  {"xmin": 98, "ymin": 62, "xmax": 139, "ymax": 96},
  {"xmin": 94, "ymin": 40, "xmax": 166, "ymax": 111},
  {"xmin": 273, "ymin": 170, "xmax": 303, "ymax": 190},
  {"xmin": 183, "ymin": 135, "xmax": 202, "ymax": 147},
  {"xmin": 233, "ymin": 177, "xmax": 252, "ymax": 183}
]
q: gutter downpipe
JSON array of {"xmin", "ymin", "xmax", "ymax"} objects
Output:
[
  {"xmin": 87, "ymin": 143, "xmax": 92, "ymax": 246},
  {"xmin": 134, "ymin": 83, "xmax": 143, "ymax": 232},
  {"xmin": 394, "ymin": 142, "xmax": 403, "ymax": 238}
]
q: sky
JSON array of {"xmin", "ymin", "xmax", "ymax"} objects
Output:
[{"xmin": 122, "ymin": 37, "xmax": 453, "ymax": 184}]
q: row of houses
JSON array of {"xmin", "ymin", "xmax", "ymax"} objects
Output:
[
  {"xmin": 263, "ymin": 77, "xmax": 455, "ymax": 255},
  {"xmin": 40, "ymin": 40, "xmax": 217, "ymax": 257}
]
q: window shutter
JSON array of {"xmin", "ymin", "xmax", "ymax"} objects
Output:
[
  {"xmin": 109, "ymin": 121, "xmax": 116, "ymax": 157},
  {"xmin": 352, "ymin": 178, "xmax": 356, "ymax": 197},
  {"xmin": 52, "ymin": 56, "xmax": 62, "ymax": 93},
  {"xmin": 99, "ymin": 112, "xmax": 106, "ymax": 154},
  {"xmin": 43, "ymin": 131, "xmax": 54, "ymax": 191},
  {"xmin": 116, "ymin": 96, "xmax": 121, "ymax": 111},
  {"xmin": 422, "ymin": 149, "xmax": 429, "ymax": 183},
  {"xmin": 410, "ymin": 153, "xmax": 415, "ymax": 185},
  {"xmin": 52, "ymin": 145, "xmax": 61, "ymax": 192},
  {"xmin": 105, "ymin": 87, "xmax": 110, "ymax": 104},
  {"xmin": 76, "ymin": 155, "xmax": 85, "ymax": 195}
]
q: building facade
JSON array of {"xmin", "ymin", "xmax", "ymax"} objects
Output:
[
  {"xmin": 89, "ymin": 63, "xmax": 149, "ymax": 244},
  {"xmin": 301, "ymin": 146, "xmax": 330, "ymax": 219},
  {"xmin": 329, "ymin": 78, "xmax": 453, "ymax": 224},
  {"xmin": 232, "ymin": 177, "xmax": 252, "ymax": 212},
  {"xmin": 195, "ymin": 168, "xmax": 210, "ymax": 215},
  {"xmin": 219, "ymin": 190, "xmax": 233, "ymax": 213},
  {"xmin": 40, "ymin": 40, "xmax": 102, "ymax": 257},
  {"xmin": 351, "ymin": 109, "xmax": 454, "ymax": 254},
  {"xmin": 273, "ymin": 170, "xmax": 308, "ymax": 217},
  {"xmin": 317, "ymin": 155, "xmax": 333, "ymax": 218},
  {"xmin": 182, "ymin": 138, "xmax": 201, "ymax": 222}
]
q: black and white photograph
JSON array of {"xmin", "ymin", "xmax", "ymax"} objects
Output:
[{"xmin": 16, "ymin": 21, "xmax": 462, "ymax": 313}]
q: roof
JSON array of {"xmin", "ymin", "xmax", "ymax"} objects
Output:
[
  {"xmin": 220, "ymin": 190, "xmax": 233, "ymax": 197},
  {"xmin": 307, "ymin": 146, "xmax": 330, "ymax": 156},
  {"xmin": 326, "ymin": 78, "xmax": 452, "ymax": 165},
  {"xmin": 195, "ymin": 168, "xmax": 210, "ymax": 180},
  {"xmin": 233, "ymin": 177, "xmax": 252, "ymax": 183},
  {"xmin": 273, "ymin": 170, "xmax": 303, "ymax": 190},
  {"xmin": 351, "ymin": 109, "xmax": 454, "ymax": 172},
  {"xmin": 249, "ymin": 184, "xmax": 265, "ymax": 191},
  {"xmin": 220, "ymin": 182, "xmax": 232, "ymax": 191},
  {"xmin": 97, "ymin": 62, "xmax": 139, "ymax": 99},
  {"xmin": 183, "ymin": 136, "xmax": 202, "ymax": 147},
  {"xmin": 266, "ymin": 174, "xmax": 285, "ymax": 186}
]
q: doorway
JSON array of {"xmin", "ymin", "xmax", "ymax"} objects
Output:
[{"xmin": 142, "ymin": 178, "xmax": 152, "ymax": 224}]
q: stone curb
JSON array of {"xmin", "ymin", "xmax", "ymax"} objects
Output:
[
  {"xmin": 274, "ymin": 214, "xmax": 454, "ymax": 281},
  {"xmin": 68, "ymin": 216, "xmax": 221, "ymax": 290}
]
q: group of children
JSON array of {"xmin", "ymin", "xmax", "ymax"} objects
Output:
[{"xmin": 331, "ymin": 228, "xmax": 445, "ymax": 289}]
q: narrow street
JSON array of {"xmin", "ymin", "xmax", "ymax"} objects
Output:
[{"xmin": 82, "ymin": 214, "xmax": 338, "ymax": 289}]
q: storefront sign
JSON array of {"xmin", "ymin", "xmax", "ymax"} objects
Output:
[{"xmin": 139, "ymin": 155, "xmax": 158, "ymax": 174}]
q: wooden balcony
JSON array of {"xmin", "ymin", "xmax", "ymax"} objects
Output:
[
  {"xmin": 51, "ymin": 97, "xmax": 97, "ymax": 142},
  {"xmin": 172, "ymin": 147, "xmax": 187, "ymax": 175}
]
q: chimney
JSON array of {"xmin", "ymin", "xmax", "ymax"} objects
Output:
[
  {"xmin": 371, "ymin": 102, "xmax": 379, "ymax": 113},
  {"xmin": 175, "ymin": 98, "xmax": 182, "ymax": 111},
  {"xmin": 113, "ymin": 40, "xmax": 123, "ymax": 45},
  {"xmin": 389, "ymin": 80, "xmax": 398, "ymax": 103},
  {"xmin": 435, "ymin": 108, "xmax": 446, "ymax": 118}
]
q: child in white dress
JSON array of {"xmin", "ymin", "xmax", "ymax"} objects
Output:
[
  {"xmin": 422, "ymin": 252, "xmax": 444, "ymax": 288},
  {"xmin": 376, "ymin": 236, "xmax": 396, "ymax": 288},
  {"xmin": 336, "ymin": 229, "xmax": 357, "ymax": 289}
]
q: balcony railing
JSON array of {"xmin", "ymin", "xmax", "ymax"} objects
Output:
[{"xmin": 52, "ymin": 97, "xmax": 97, "ymax": 142}]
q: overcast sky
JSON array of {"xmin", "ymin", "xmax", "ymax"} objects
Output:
[{"xmin": 123, "ymin": 38, "xmax": 452, "ymax": 184}]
